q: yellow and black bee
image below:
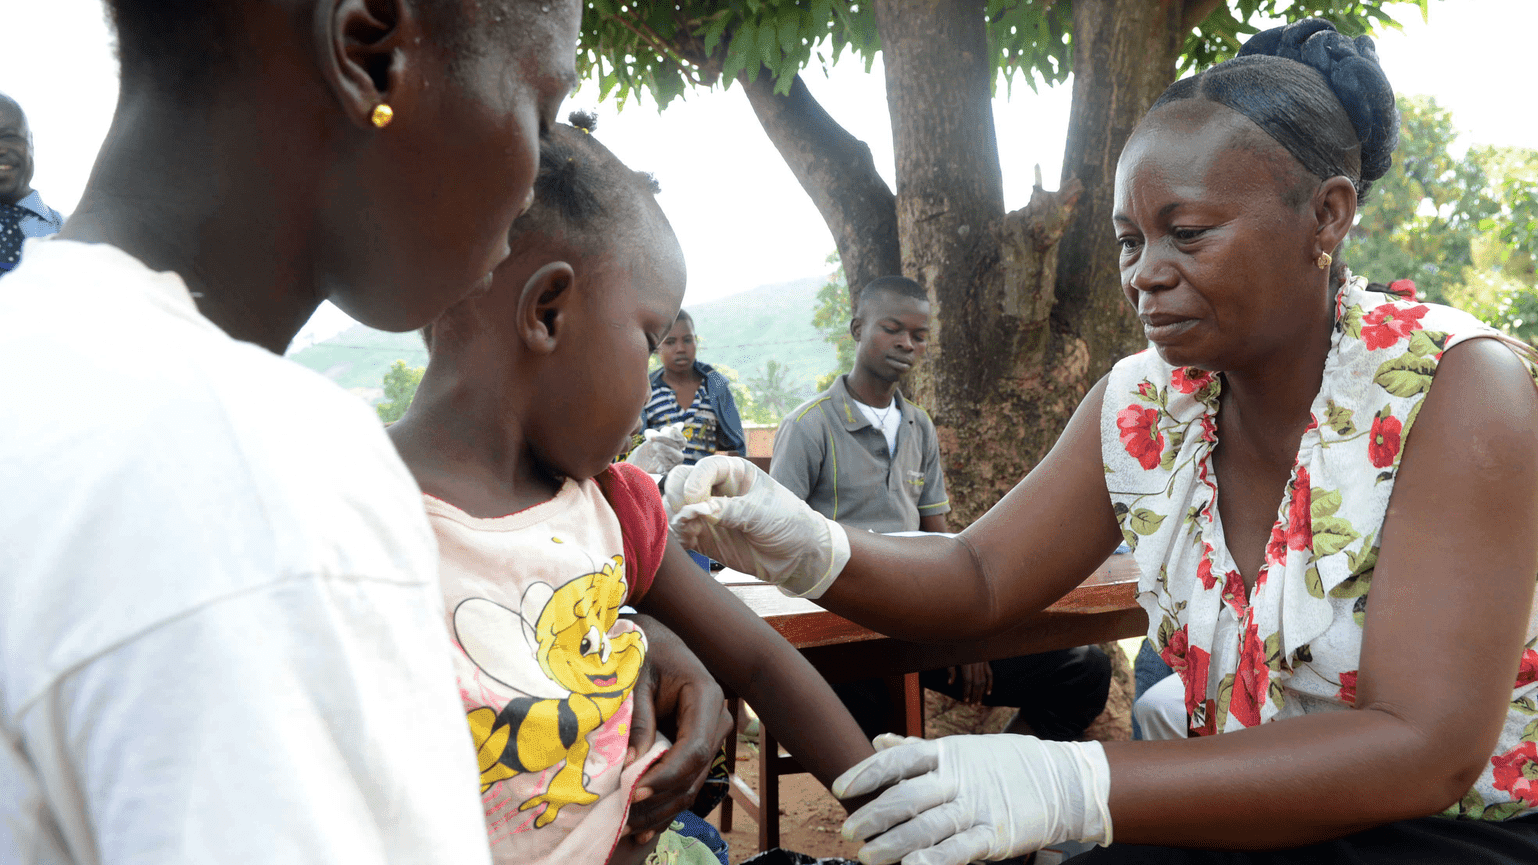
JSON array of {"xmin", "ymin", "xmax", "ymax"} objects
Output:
[{"xmin": 456, "ymin": 556, "xmax": 645, "ymax": 828}]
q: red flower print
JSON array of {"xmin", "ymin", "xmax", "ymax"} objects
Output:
[
  {"xmin": 1179, "ymin": 645, "xmax": 1211, "ymax": 718},
  {"xmin": 1285, "ymin": 466, "xmax": 1313, "ymax": 552},
  {"xmin": 1337, "ymin": 670, "xmax": 1358, "ymax": 705},
  {"xmin": 1137, "ymin": 380, "xmax": 1157, "ymax": 400},
  {"xmin": 1231, "ymin": 619, "xmax": 1268, "ymax": 727},
  {"xmin": 1197, "ymin": 543, "xmax": 1218, "ymax": 590},
  {"xmin": 1368, "ymin": 413, "xmax": 1402, "ymax": 468},
  {"xmin": 1388, "ymin": 279, "xmax": 1418, "ymax": 301},
  {"xmin": 1116, "ymin": 405, "xmax": 1165, "ymax": 470},
  {"xmin": 1221, "ymin": 569, "xmax": 1247, "ymax": 614},
  {"xmin": 1265, "ymin": 522, "xmax": 1289, "ymax": 568},
  {"xmin": 1492, "ymin": 741, "xmax": 1538, "ymax": 806},
  {"xmin": 1360, "ymin": 304, "xmax": 1429, "ymax": 351},
  {"xmin": 1517, "ymin": 649, "xmax": 1538, "ymax": 689},
  {"xmin": 1160, "ymin": 624, "xmax": 1189, "ymax": 671},
  {"xmin": 1170, "ymin": 367, "xmax": 1215, "ymax": 394}
]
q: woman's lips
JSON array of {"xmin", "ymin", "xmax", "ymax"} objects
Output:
[{"xmin": 1141, "ymin": 314, "xmax": 1199, "ymax": 342}]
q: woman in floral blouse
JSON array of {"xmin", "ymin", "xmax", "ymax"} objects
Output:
[{"xmin": 666, "ymin": 19, "xmax": 1538, "ymax": 865}]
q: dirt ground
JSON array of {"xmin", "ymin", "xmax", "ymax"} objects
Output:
[{"xmin": 704, "ymin": 640, "xmax": 1140, "ymax": 864}]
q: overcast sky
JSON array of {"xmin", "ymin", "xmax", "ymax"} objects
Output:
[{"xmin": 6, "ymin": 1, "xmax": 1535, "ymax": 350}]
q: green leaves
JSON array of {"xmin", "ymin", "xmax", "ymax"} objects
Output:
[
  {"xmin": 580, "ymin": 2, "xmax": 1423, "ymax": 113},
  {"xmin": 1373, "ymin": 352, "xmax": 1438, "ymax": 397},
  {"xmin": 1129, "ymin": 508, "xmax": 1166, "ymax": 536},
  {"xmin": 1324, "ymin": 400, "xmax": 1356, "ymax": 436}
]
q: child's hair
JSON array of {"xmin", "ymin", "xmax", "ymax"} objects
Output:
[{"xmin": 423, "ymin": 111, "xmax": 662, "ymax": 352}]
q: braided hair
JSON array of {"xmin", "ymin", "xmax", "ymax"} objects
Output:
[{"xmin": 1152, "ymin": 19, "xmax": 1399, "ymax": 205}]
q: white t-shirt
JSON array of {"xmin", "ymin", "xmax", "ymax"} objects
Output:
[
  {"xmin": 854, "ymin": 397, "xmax": 902, "ymax": 455},
  {"xmin": 0, "ymin": 240, "xmax": 491, "ymax": 865}
]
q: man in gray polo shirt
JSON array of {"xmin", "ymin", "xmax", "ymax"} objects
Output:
[
  {"xmin": 771, "ymin": 276, "xmax": 950, "ymax": 534},
  {"xmin": 772, "ymin": 275, "xmax": 1110, "ymax": 741}
]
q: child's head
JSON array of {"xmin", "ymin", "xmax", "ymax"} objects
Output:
[
  {"xmin": 426, "ymin": 112, "xmax": 686, "ymax": 483},
  {"xmin": 658, "ymin": 310, "xmax": 697, "ymax": 377}
]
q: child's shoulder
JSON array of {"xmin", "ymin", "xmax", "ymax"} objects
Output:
[{"xmin": 592, "ymin": 465, "xmax": 668, "ymax": 603}]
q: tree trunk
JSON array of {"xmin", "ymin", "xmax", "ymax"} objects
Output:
[
  {"xmin": 1054, "ymin": 0, "xmax": 1211, "ymax": 379},
  {"xmin": 877, "ymin": 0, "xmax": 1086, "ymax": 528},
  {"xmin": 741, "ymin": 71, "xmax": 902, "ymax": 296}
]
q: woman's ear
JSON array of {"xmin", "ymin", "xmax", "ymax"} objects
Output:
[
  {"xmin": 518, "ymin": 262, "xmax": 578, "ymax": 354},
  {"xmin": 1313, "ymin": 175, "xmax": 1358, "ymax": 259},
  {"xmin": 317, "ymin": 0, "xmax": 420, "ymax": 129}
]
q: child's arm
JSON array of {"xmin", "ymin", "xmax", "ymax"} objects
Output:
[{"xmin": 637, "ymin": 538, "xmax": 877, "ymax": 801}]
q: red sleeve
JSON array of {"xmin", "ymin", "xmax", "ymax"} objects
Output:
[{"xmin": 595, "ymin": 463, "xmax": 669, "ymax": 604}]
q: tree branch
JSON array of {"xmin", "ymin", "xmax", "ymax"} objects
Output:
[
  {"xmin": 739, "ymin": 69, "xmax": 901, "ymax": 297},
  {"xmin": 611, "ymin": 13, "xmax": 706, "ymax": 86}
]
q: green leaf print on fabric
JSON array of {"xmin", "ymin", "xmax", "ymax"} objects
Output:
[
  {"xmin": 1312, "ymin": 516, "xmax": 1361, "ymax": 557},
  {"xmin": 1310, "ymin": 488, "xmax": 1343, "ymax": 519},
  {"xmin": 1130, "ymin": 508, "xmax": 1166, "ymax": 536},
  {"xmin": 1442, "ymin": 786, "xmax": 1486, "ymax": 820},
  {"xmin": 1264, "ymin": 631, "xmax": 1286, "ymax": 673},
  {"xmin": 1483, "ymin": 801, "xmax": 1531, "ymax": 822},
  {"xmin": 1515, "ymin": 696, "xmax": 1538, "ymax": 715},
  {"xmin": 1332, "ymin": 536, "xmax": 1379, "ymax": 599},
  {"xmin": 1325, "ymin": 400, "xmax": 1357, "ymax": 435},
  {"xmin": 1305, "ymin": 563, "xmax": 1325, "ymax": 599},
  {"xmin": 1342, "ymin": 304, "xmax": 1363, "ymax": 339},
  {"xmin": 1522, "ymin": 718, "xmax": 1538, "ymax": 741},
  {"xmin": 1216, "ymin": 673, "xmax": 1235, "ymax": 726},
  {"xmin": 1373, "ymin": 353, "xmax": 1438, "ymax": 397},
  {"xmin": 1407, "ymin": 329, "xmax": 1450, "ymax": 357}
]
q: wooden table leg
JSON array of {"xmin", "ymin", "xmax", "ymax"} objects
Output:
[
  {"xmin": 721, "ymin": 696, "xmax": 738, "ymax": 832},
  {"xmin": 759, "ymin": 722, "xmax": 780, "ymax": 852},
  {"xmin": 882, "ymin": 672, "xmax": 925, "ymax": 738}
]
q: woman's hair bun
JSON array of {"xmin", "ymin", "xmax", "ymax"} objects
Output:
[
  {"xmin": 1238, "ymin": 20, "xmax": 1398, "ymax": 182},
  {"xmin": 568, "ymin": 110, "xmax": 599, "ymax": 134}
]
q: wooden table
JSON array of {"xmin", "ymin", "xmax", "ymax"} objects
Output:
[{"xmin": 717, "ymin": 552, "xmax": 1146, "ymax": 851}]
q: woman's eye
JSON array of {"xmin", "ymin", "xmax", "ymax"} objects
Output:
[
  {"xmin": 1117, "ymin": 236, "xmax": 1141, "ymax": 253},
  {"xmin": 1173, "ymin": 227, "xmax": 1205, "ymax": 242}
]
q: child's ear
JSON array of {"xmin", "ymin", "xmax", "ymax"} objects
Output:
[
  {"xmin": 517, "ymin": 262, "xmax": 578, "ymax": 354},
  {"xmin": 849, "ymin": 315, "xmax": 863, "ymax": 344}
]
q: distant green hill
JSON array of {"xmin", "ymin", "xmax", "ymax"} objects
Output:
[
  {"xmin": 288, "ymin": 273, "xmax": 840, "ymax": 398},
  {"xmin": 686, "ymin": 274, "xmax": 836, "ymax": 398},
  {"xmin": 288, "ymin": 325, "xmax": 428, "ymax": 392}
]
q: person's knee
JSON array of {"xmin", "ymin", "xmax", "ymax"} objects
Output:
[{"xmin": 1132, "ymin": 673, "xmax": 1187, "ymax": 741}]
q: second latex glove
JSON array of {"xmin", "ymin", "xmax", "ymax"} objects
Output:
[
  {"xmin": 624, "ymin": 423, "xmax": 687, "ymax": 475},
  {"xmin": 834, "ymin": 732, "xmax": 1112, "ymax": 865},
  {"xmin": 663, "ymin": 455, "xmax": 850, "ymax": 598}
]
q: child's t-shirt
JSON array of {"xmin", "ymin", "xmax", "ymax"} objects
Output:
[{"xmin": 424, "ymin": 463, "xmax": 670, "ymax": 865}]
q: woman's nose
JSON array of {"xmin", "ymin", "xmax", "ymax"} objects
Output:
[{"xmin": 1125, "ymin": 243, "xmax": 1178, "ymax": 295}]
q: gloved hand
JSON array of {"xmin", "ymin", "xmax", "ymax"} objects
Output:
[
  {"xmin": 662, "ymin": 455, "xmax": 850, "ymax": 598},
  {"xmin": 624, "ymin": 423, "xmax": 687, "ymax": 475},
  {"xmin": 833, "ymin": 732, "xmax": 1113, "ymax": 865}
]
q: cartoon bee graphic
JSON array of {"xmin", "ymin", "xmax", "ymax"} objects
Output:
[{"xmin": 454, "ymin": 555, "xmax": 646, "ymax": 828}]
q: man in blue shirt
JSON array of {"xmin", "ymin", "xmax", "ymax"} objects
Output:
[{"xmin": 0, "ymin": 93, "xmax": 64, "ymax": 277}]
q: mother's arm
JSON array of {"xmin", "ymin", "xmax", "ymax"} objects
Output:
[
  {"xmin": 812, "ymin": 376, "xmax": 1124, "ymax": 641},
  {"xmin": 1105, "ymin": 337, "xmax": 1538, "ymax": 848}
]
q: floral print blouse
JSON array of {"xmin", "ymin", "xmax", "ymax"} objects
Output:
[{"xmin": 1102, "ymin": 278, "xmax": 1538, "ymax": 821}]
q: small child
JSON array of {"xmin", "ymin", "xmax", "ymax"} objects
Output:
[{"xmin": 387, "ymin": 113, "xmax": 875, "ymax": 865}]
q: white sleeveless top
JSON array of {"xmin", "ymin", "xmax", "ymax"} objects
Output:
[{"xmin": 1102, "ymin": 278, "xmax": 1538, "ymax": 821}]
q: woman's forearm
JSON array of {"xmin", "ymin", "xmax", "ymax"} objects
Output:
[{"xmin": 1104, "ymin": 708, "xmax": 1485, "ymax": 848}]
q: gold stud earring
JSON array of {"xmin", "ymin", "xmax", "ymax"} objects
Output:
[
  {"xmin": 1315, "ymin": 251, "xmax": 1332, "ymax": 270},
  {"xmin": 370, "ymin": 103, "xmax": 394, "ymax": 129}
]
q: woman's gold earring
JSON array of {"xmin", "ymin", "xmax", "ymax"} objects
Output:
[
  {"xmin": 1316, "ymin": 251, "xmax": 1332, "ymax": 270},
  {"xmin": 370, "ymin": 104, "xmax": 394, "ymax": 129}
]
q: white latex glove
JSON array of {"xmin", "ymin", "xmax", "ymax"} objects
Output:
[
  {"xmin": 662, "ymin": 455, "xmax": 850, "ymax": 598},
  {"xmin": 624, "ymin": 423, "xmax": 687, "ymax": 475},
  {"xmin": 833, "ymin": 732, "xmax": 1113, "ymax": 865}
]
